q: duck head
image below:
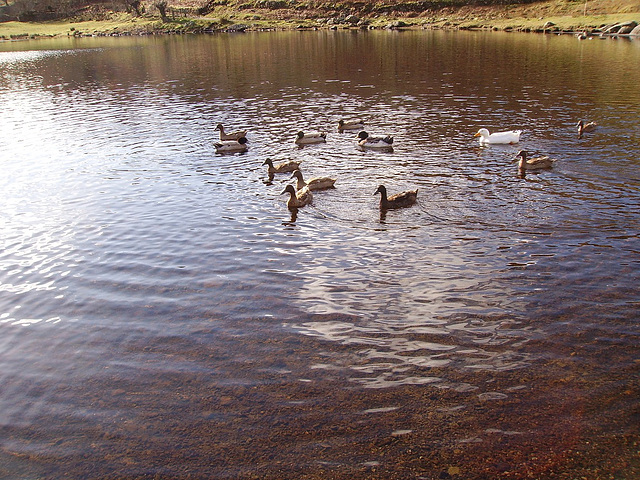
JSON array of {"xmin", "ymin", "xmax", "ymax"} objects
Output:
[
  {"xmin": 290, "ymin": 170, "xmax": 303, "ymax": 181},
  {"xmin": 237, "ymin": 137, "xmax": 248, "ymax": 145},
  {"xmin": 262, "ymin": 158, "xmax": 274, "ymax": 166},
  {"xmin": 357, "ymin": 131, "xmax": 369, "ymax": 140},
  {"xmin": 281, "ymin": 184, "xmax": 296, "ymax": 196},
  {"xmin": 515, "ymin": 150, "xmax": 528, "ymax": 173},
  {"xmin": 373, "ymin": 185, "xmax": 387, "ymax": 197},
  {"xmin": 474, "ymin": 128, "xmax": 490, "ymax": 139}
]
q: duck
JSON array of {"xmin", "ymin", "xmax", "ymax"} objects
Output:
[
  {"xmin": 214, "ymin": 137, "xmax": 248, "ymax": 153},
  {"xmin": 357, "ymin": 131, "xmax": 394, "ymax": 149},
  {"xmin": 216, "ymin": 123, "xmax": 248, "ymax": 141},
  {"xmin": 515, "ymin": 150, "xmax": 555, "ymax": 173},
  {"xmin": 295, "ymin": 131, "xmax": 327, "ymax": 145},
  {"xmin": 474, "ymin": 128, "xmax": 522, "ymax": 145},
  {"xmin": 290, "ymin": 170, "xmax": 336, "ymax": 191},
  {"xmin": 577, "ymin": 120, "xmax": 597, "ymax": 138},
  {"xmin": 281, "ymin": 184, "xmax": 313, "ymax": 209},
  {"xmin": 263, "ymin": 158, "xmax": 301, "ymax": 175},
  {"xmin": 338, "ymin": 119, "xmax": 365, "ymax": 131},
  {"xmin": 374, "ymin": 184, "xmax": 418, "ymax": 209}
]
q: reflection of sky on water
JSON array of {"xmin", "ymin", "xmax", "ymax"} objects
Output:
[
  {"xmin": 286, "ymin": 226, "xmax": 544, "ymax": 388},
  {"xmin": 291, "ymin": 312, "xmax": 538, "ymax": 388}
]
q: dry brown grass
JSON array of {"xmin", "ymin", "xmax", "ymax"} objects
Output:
[{"xmin": 0, "ymin": 0, "xmax": 638, "ymax": 38}]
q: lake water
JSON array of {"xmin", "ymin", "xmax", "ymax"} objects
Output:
[{"xmin": 0, "ymin": 30, "xmax": 639, "ymax": 479}]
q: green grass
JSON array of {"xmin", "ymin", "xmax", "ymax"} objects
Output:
[
  {"xmin": 449, "ymin": 12, "xmax": 639, "ymax": 31},
  {"xmin": 0, "ymin": 15, "xmax": 155, "ymax": 38}
]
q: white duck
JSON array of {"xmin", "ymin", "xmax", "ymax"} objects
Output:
[
  {"xmin": 357, "ymin": 131, "xmax": 394, "ymax": 149},
  {"xmin": 291, "ymin": 169, "xmax": 336, "ymax": 191},
  {"xmin": 474, "ymin": 128, "xmax": 522, "ymax": 145},
  {"xmin": 215, "ymin": 137, "xmax": 248, "ymax": 153},
  {"xmin": 295, "ymin": 131, "xmax": 327, "ymax": 145},
  {"xmin": 216, "ymin": 123, "xmax": 248, "ymax": 141},
  {"xmin": 281, "ymin": 184, "xmax": 313, "ymax": 209}
]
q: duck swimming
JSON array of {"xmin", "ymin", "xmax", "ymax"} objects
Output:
[
  {"xmin": 374, "ymin": 184, "xmax": 418, "ymax": 209},
  {"xmin": 216, "ymin": 123, "xmax": 248, "ymax": 141},
  {"xmin": 295, "ymin": 131, "xmax": 327, "ymax": 145},
  {"xmin": 515, "ymin": 150, "xmax": 555, "ymax": 175},
  {"xmin": 281, "ymin": 184, "xmax": 313, "ymax": 209},
  {"xmin": 291, "ymin": 170, "xmax": 336, "ymax": 191},
  {"xmin": 215, "ymin": 137, "xmax": 248, "ymax": 153},
  {"xmin": 474, "ymin": 128, "xmax": 522, "ymax": 145},
  {"xmin": 338, "ymin": 119, "xmax": 365, "ymax": 131},
  {"xmin": 263, "ymin": 158, "xmax": 301, "ymax": 174},
  {"xmin": 357, "ymin": 131, "xmax": 394, "ymax": 149},
  {"xmin": 577, "ymin": 120, "xmax": 597, "ymax": 138}
]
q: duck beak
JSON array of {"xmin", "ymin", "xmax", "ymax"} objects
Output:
[{"xmin": 473, "ymin": 132, "xmax": 481, "ymax": 138}]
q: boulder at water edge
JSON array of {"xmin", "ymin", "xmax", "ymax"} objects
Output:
[{"xmin": 603, "ymin": 21, "xmax": 638, "ymax": 34}]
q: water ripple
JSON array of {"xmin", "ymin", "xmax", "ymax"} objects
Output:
[{"xmin": 0, "ymin": 31, "xmax": 639, "ymax": 479}]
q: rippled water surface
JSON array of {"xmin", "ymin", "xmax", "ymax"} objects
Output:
[{"xmin": 1, "ymin": 31, "xmax": 639, "ymax": 479}]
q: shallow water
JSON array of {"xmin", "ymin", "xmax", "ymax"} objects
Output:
[{"xmin": 0, "ymin": 31, "xmax": 639, "ymax": 479}]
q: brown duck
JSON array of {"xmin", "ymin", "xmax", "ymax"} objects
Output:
[
  {"xmin": 263, "ymin": 158, "xmax": 301, "ymax": 175},
  {"xmin": 577, "ymin": 120, "xmax": 597, "ymax": 138},
  {"xmin": 290, "ymin": 170, "xmax": 336, "ymax": 191},
  {"xmin": 515, "ymin": 150, "xmax": 555, "ymax": 175},
  {"xmin": 374, "ymin": 184, "xmax": 418, "ymax": 209},
  {"xmin": 281, "ymin": 184, "xmax": 313, "ymax": 209}
]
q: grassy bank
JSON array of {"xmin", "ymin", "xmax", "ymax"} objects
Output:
[
  {"xmin": 0, "ymin": 0, "xmax": 638, "ymax": 39},
  {"xmin": 0, "ymin": 13, "xmax": 161, "ymax": 39}
]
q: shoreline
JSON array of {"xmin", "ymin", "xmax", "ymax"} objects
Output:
[{"xmin": 0, "ymin": 0, "xmax": 639, "ymax": 40}]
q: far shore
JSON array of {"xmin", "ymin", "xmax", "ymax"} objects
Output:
[{"xmin": 1, "ymin": 0, "xmax": 639, "ymax": 40}]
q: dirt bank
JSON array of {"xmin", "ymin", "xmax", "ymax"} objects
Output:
[{"xmin": 0, "ymin": 0, "xmax": 639, "ymax": 39}]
